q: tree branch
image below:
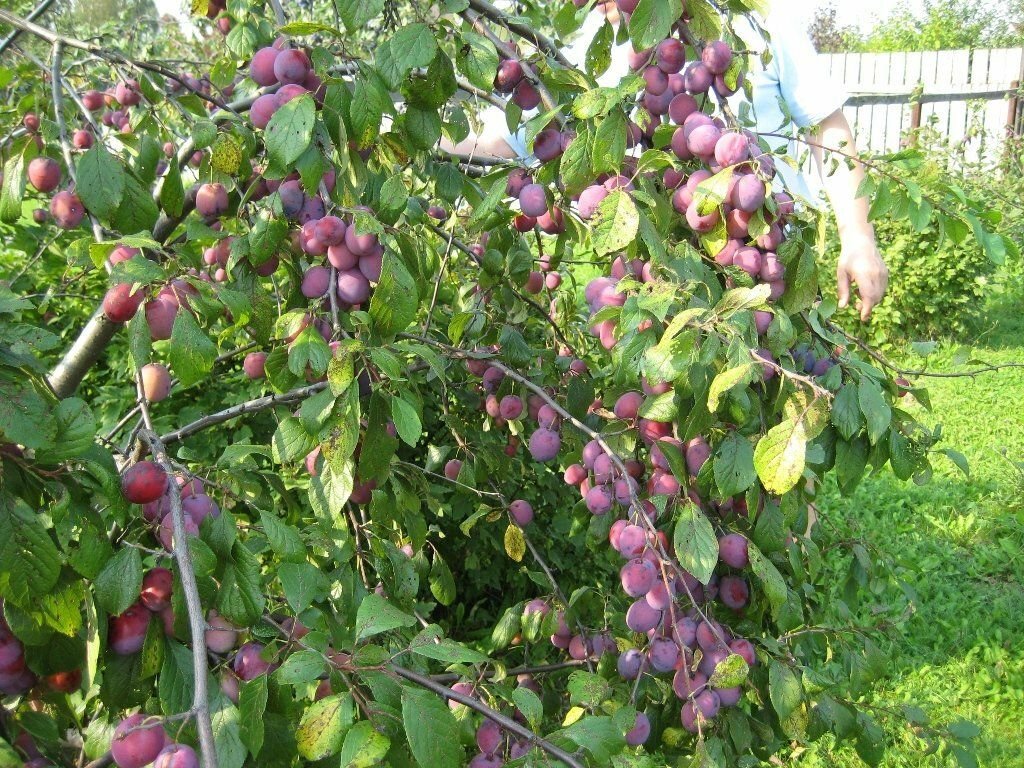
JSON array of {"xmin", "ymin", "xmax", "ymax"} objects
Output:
[
  {"xmin": 390, "ymin": 664, "xmax": 585, "ymax": 768},
  {"xmin": 465, "ymin": 0, "xmax": 572, "ymax": 69},
  {"xmin": 135, "ymin": 377, "xmax": 218, "ymax": 768},
  {"xmin": 0, "ymin": 0, "xmax": 57, "ymax": 56}
]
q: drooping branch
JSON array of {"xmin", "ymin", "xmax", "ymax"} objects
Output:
[
  {"xmin": 390, "ymin": 664, "xmax": 586, "ymax": 768},
  {"xmin": 465, "ymin": 0, "xmax": 572, "ymax": 69},
  {"xmin": 135, "ymin": 377, "xmax": 218, "ymax": 768}
]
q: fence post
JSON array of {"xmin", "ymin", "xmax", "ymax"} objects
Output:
[
  {"xmin": 1008, "ymin": 80, "xmax": 1021, "ymax": 136},
  {"xmin": 908, "ymin": 99, "xmax": 922, "ymax": 146}
]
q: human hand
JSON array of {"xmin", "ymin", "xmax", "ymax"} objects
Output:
[{"xmin": 837, "ymin": 229, "xmax": 888, "ymax": 321}]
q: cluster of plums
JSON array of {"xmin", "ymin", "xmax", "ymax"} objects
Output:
[
  {"xmin": 109, "ymin": 714, "xmax": 198, "ymax": 768},
  {"xmin": 247, "ymin": 41, "xmax": 325, "ymax": 129}
]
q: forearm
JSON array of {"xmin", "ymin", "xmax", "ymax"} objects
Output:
[{"xmin": 809, "ymin": 109, "xmax": 873, "ymax": 240}]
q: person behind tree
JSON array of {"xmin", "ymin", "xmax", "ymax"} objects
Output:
[{"xmin": 448, "ymin": 1, "xmax": 889, "ymax": 321}]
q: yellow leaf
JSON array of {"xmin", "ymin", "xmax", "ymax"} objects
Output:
[{"xmin": 504, "ymin": 524, "xmax": 525, "ymax": 562}]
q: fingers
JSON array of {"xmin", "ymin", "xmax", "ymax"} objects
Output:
[
  {"xmin": 836, "ymin": 265, "xmax": 851, "ymax": 309},
  {"xmin": 857, "ymin": 276, "xmax": 885, "ymax": 321}
]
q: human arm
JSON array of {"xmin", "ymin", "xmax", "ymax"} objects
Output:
[{"xmin": 809, "ymin": 110, "xmax": 888, "ymax": 321}]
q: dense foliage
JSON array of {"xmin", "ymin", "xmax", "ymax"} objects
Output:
[{"xmin": 0, "ymin": 1, "xmax": 1013, "ymax": 768}]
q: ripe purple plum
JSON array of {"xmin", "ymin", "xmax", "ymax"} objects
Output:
[
  {"xmin": 617, "ymin": 648, "xmax": 645, "ymax": 680},
  {"xmin": 144, "ymin": 297, "xmax": 177, "ymax": 341},
  {"xmin": 336, "ymin": 270, "xmax": 371, "ymax": 304},
  {"xmin": 563, "ymin": 464, "xmax": 586, "ymax": 485},
  {"xmin": 109, "ymin": 603, "xmax": 151, "ymax": 655},
  {"xmin": 615, "ymin": 524, "xmax": 647, "ymax": 558},
  {"xmin": 122, "ymin": 461, "xmax": 168, "ymax": 503},
  {"xmin": 73, "ymin": 129, "xmax": 94, "ymax": 149},
  {"xmin": 140, "ymin": 568, "xmax": 173, "ymax": 612},
  {"xmin": 243, "ymin": 351, "xmax": 267, "ymax": 379},
  {"xmin": 625, "ymin": 712, "xmax": 651, "ymax": 746},
  {"xmin": 249, "ymin": 46, "xmax": 280, "ymax": 85},
  {"xmin": 760, "ymin": 252, "xmax": 785, "ymax": 281},
  {"xmin": 499, "ymin": 395, "xmax": 523, "ymax": 420},
  {"xmin": 443, "ymin": 459, "xmax": 462, "ymax": 480},
  {"xmin": 685, "ymin": 436, "xmax": 711, "ymax": 476},
  {"xmin": 718, "ymin": 533, "xmax": 749, "ymax": 568},
  {"xmin": 195, "ymin": 183, "xmax": 229, "ymax": 218},
  {"xmin": 153, "ymin": 744, "xmax": 198, "ymax": 768},
  {"xmin": 141, "ymin": 363, "xmax": 172, "ymax": 402},
  {"xmin": 233, "ymin": 642, "xmax": 273, "ymax": 680},
  {"xmin": 686, "ymin": 123, "xmax": 721, "ymax": 158},
  {"xmin": 512, "ymin": 80, "xmax": 540, "ymax": 109},
  {"xmin": 668, "ymin": 93, "xmax": 699, "ymax": 124},
  {"xmin": 642, "ymin": 66, "xmax": 668, "ymax": 95},
  {"xmin": 301, "ymin": 266, "xmax": 332, "ymax": 298},
  {"xmin": 673, "ymin": 668, "xmax": 707, "ymax": 700},
  {"xmin": 111, "ymin": 714, "xmax": 166, "ymax": 768},
  {"xmin": 181, "ymin": 494, "xmax": 219, "ymax": 525},
  {"xmin": 476, "ymin": 720, "xmax": 503, "ymax": 754},
  {"xmin": 114, "ymin": 80, "xmax": 142, "ymax": 107},
  {"xmin": 656, "ymin": 38, "xmax": 686, "ymax": 73},
  {"xmin": 620, "ymin": 558, "xmax": 657, "ymax": 597},
  {"xmin": 732, "ymin": 173, "xmax": 767, "ymax": 212},
  {"xmin": 714, "ymin": 132, "xmax": 749, "ymax": 166},
  {"xmin": 585, "ymin": 485, "xmax": 613, "ymax": 515},
  {"xmin": 537, "ymin": 207, "xmax": 564, "ymax": 234},
  {"xmin": 533, "ymin": 128, "xmax": 563, "ymax": 162},
  {"xmin": 648, "ymin": 636, "xmax": 680, "ymax": 672},
  {"xmin": 506, "ymin": 168, "xmax": 532, "ymax": 197},
  {"xmin": 518, "ymin": 183, "xmax": 548, "ymax": 217},
  {"xmin": 249, "ymin": 93, "xmax": 279, "ymax": 129},
  {"xmin": 508, "ymin": 499, "xmax": 533, "ymax": 527},
  {"xmin": 273, "ymin": 49, "xmax": 311, "ymax": 85},
  {"xmin": 158, "ymin": 512, "xmax": 199, "ymax": 551},
  {"xmin": 613, "ymin": 391, "xmax": 644, "ymax": 421},
  {"xmin": 205, "ymin": 610, "xmax": 239, "ymax": 654},
  {"xmin": 528, "ymin": 428, "xmax": 560, "ymax": 462},
  {"xmin": 28, "ymin": 157, "xmax": 61, "ymax": 192},
  {"xmin": 494, "ymin": 59, "xmax": 524, "ymax": 93},
  {"xmin": 702, "ymin": 41, "xmax": 733, "ymax": 75},
  {"xmin": 625, "ymin": 599, "xmax": 661, "ymax": 633},
  {"xmin": 50, "ymin": 190, "xmax": 85, "ymax": 228},
  {"xmin": 683, "ymin": 62, "xmax": 713, "ymax": 94},
  {"xmin": 719, "ymin": 575, "xmax": 750, "ymax": 610},
  {"xmin": 733, "ymin": 246, "xmax": 762, "ymax": 277},
  {"xmin": 729, "ymin": 638, "xmax": 757, "ymax": 667}
]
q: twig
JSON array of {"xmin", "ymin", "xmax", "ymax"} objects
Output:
[
  {"xmin": 429, "ymin": 659, "xmax": 584, "ymax": 683},
  {"xmin": 391, "ymin": 664, "xmax": 586, "ymax": 768},
  {"xmin": 465, "ymin": 0, "xmax": 571, "ymax": 69}
]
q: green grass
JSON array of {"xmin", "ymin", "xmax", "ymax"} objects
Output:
[{"xmin": 798, "ymin": 278, "xmax": 1024, "ymax": 766}]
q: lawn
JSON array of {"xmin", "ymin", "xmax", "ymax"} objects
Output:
[{"xmin": 798, "ymin": 278, "xmax": 1024, "ymax": 766}]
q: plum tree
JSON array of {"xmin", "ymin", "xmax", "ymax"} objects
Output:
[{"xmin": 0, "ymin": 0, "xmax": 992, "ymax": 766}]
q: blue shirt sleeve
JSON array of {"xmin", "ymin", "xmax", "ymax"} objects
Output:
[{"xmin": 763, "ymin": 16, "xmax": 848, "ymax": 128}]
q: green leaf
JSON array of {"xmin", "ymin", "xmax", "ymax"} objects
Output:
[
  {"xmin": 339, "ymin": 721, "xmax": 390, "ymax": 768},
  {"xmin": 709, "ymin": 653, "xmax": 750, "ymax": 689},
  {"xmin": 748, "ymin": 544, "xmax": 787, "ymax": 610},
  {"xmin": 93, "ymin": 547, "xmax": 143, "ymax": 616},
  {"xmin": 409, "ymin": 631, "xmax": 489, "ymax": 664},
  {"xmin": 592, "ymin": 189, "xmax": 639, "ymax": 256},
  {"xmin": 694, "ymin": 167, "xmax": 735, "ymax": 216},
  {"xmin": 831, "ymin": 382, "xmax": 863, "ymax": 440},
  {"xmin": 278, "ymin": 562, "xmax": 330, "ymax": 613},
  {"xmin": 216, "ymin": 543, "xmax": 266, "ymax": 626},
  {"xmin": 628, "ymin": 0, "xmax": 684, "ymax": 50},
  {"xmin": 753, "ymin": 418, "xmax": 807, "ymax": 495},
  {"xmin": 259, "ymin": 511, "xmax": 306, "ymax": 563},
  {"xmin": 265, "ymin": 94, "xmax": 316, "ymax": 167},
  {"xmin": 369, "ymin": 252, "xmax": 418, "ymax": 339},
  {"xmin": 355, "ymin": 593, "xmax": 416, "ymax": 640},
  {"xmin": 288, "ymin": 325, "xmax": 331, "ymax": 377},
  {"xmin": 271, "ymin": 416, "xmax": 317, "ymax": 464},
  {"xmin": 568, "ymin": 671, "xmax": 610, "ymax": 708},
  {"xmin": 280, "ymin": 20, "xmax": 343, "ymax": 36},
  {"xmin": 275, "ymin": 650, "xmax": 326, "ymax": 684},
  {"xmin": 169, "ymin": 310, "xmax": 217, "ymax": 387},
  {"xmin": 76, "ymin": 144, "xmax": 125, "ymax": 221},
  {"xmin": 390, "ymin": 396, "xmax": 421, "ymax": 447},
  {"xmin": 401, "ymin": 687, "xmax": 462, "ymax": 768},
  {"xmin": 429, "ymin": 554, "xmax": 456, "ymax": 606},
  {"xmin": 707, "ymin": 363, "xmax": 755, "ymax": 412},
  {"xmin": 593, "ymin": 109, "xmax": 627, "ymax": 174},
  {"xmin": 562, "ymin": 716, "xmax": 625, "ymax": 762},
  {"xmin": 672, "ymin": 501, "xmax": 719, "ymax": 585},
  {"xmin": 768, "ymin": 661, "xmax": 802, "ymax": 723},
  {"xmin": 35, "ymin": 397, "xmax": 96, "ymax": 462},
  {"xmin": 296, "ymin": 694, "xmax": 354, "ymax": 761},
  {"xmin": 0, "ymin": 497, "xmax": 62, "ymax": 603},
  {"xmin": 377, "ymin": 24, "xmax": 438, "ymax": 88},
  {"xmin": 335, "ymin": 0, "xmax": 384, "ymax": 31},
  {"xmin": 714, "ymin": 431, "xmax": 757, "ymax": 496},
  {"xmin": 858, "ymin": 378, "xmax": 891, "ymax": 445},
  {"xmin": 238, "ymin": 676, "xmax": 268, "ymax": 758},
  {"xmin": 456, "ymin": 33, "xmax": 498, "ymax": 91},
  {"xmin": 0, "ymin": 145, "xmax": 29, "ymax": 223}
]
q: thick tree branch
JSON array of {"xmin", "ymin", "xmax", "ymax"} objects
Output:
[
  {"xmin": 465, "ymin": 0, "xmax": 572, "ymax": 69},
  {"xmin": 160, "ymin": 382, "xmax": 328, "ymax": 445},
  {"xmin": 0, "ymin": 0, "xmax": 57, "ymax": 56}
]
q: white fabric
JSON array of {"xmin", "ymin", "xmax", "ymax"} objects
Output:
[{"xmin": 478, "ymin": 6, "xmax": 847, "ymax": 202}]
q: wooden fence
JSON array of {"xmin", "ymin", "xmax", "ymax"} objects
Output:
[{"xmin": 819, "ymin": 48, "xmax": 1024, "ymax": 164}]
